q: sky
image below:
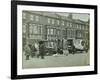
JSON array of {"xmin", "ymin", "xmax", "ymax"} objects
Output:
[
  {"xmin": 58, "ymin": 13, "xmax": 90, "ymax": 22},
  {"xmin": 72, "ymin": 13, "xmax": 89, "ymax": 21}
]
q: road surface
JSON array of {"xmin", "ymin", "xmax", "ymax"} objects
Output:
[{"xmin": 22, "ymin": 51, "xmax": 89, "ymax": 69}]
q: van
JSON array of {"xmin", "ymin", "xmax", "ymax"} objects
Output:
[{"xmin": 67, "ymin": 39, "xmax": 89, "ymax": 54}]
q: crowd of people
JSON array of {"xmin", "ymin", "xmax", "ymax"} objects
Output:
[
  {"xmin": 24, "ymin": 41, "xmax": 46, "ymax": 60},
  {"xmin": 24, "ymin": 40, "xmax": 89, "ymax": 60},
  {"xmin": 24, "ymin": 41, "xmax": 68, "ymax": 60}
]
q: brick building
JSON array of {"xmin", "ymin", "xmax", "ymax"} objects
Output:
[{"xmin": 22, "ymin": 11, "xmax": 89, "ymax": 50}]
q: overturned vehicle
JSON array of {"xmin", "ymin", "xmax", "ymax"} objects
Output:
[{"xmin": 67, "ymin": 39, "xmax": 89, "ymax": 54}]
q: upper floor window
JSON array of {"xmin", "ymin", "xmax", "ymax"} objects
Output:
[
  {"xmin": 69, "ymin": 22, "xmax": 72, "ymax": 27},
  {"xmin": 57, "ymin": 30, "xmax": 60, "ymax": 35},
  {"xmin": 66, "ymin": 22, "xmax": 69, "ymax": 27},
  {"xmin": 36, "ymin": 16, "xmax": 39, "ymax": 21},
  {"xmin": 30, "ymin": 15, "xmax": 34, "ymax": 21},
  {"xmin": 62, "ymin": 30, "xmax": 66, "ymax": 36},
  {"xmin": 29, "ymin": 24, "xmax": 41, "ymax": 35},
  {"xmin": 22, "ymin": 23, "xmax": 26, "ymax": 33},
  {"xmin": 76, "ymin": 24, "xmax": 79, "ymax": 29},
  {"xmin": 33, "ymin": 25, "xmax": 38, "ymax": 34},
  {"xmin": 48, "ymin": 18, "xmax": 51, "ymax": 24},
  {"xmin": 86, "ymin": 26, "xmax": 88, "ymax": 30},
  {"xmin": 29, "ymin": 24, "xmax": 33, "ymax": 34},
  {"xmin": 57, "ymin": 20, "xmax": 60, "ymax": 25},
  {"xmin": 47, "ymin": 29, "xmax": 50, "ymax": 35},
  {"xmin": 76, "ymin": 30, "xmax": 83, "ymax": 38},
  {"xmin": 50, "ymin": 29, "xmax": 54, "ymax": 35},
  {"xmin": 79, "ymin": 25, "xmax": 82, "ymax": 29},
  {"xmin": 22, "ymin": 13, "xmax": 26, "ymax": 19},
  {"xmin": 52, "ymin": 19, "xmax": 55, "ymax": 24},
  {"xmin": 38, "ymin": 25, "xmax": 42, "ymax": 34},
  {"xmin": 62, "ymin": 21, "xmax": 65, "ymax": 26},
  {"xmin": 82, "ymin": 25, "xmax": 84, "ymax": 30},
  {"xmin": 53, "ymin": 29, "xmax": 56, "ymax": 35},
  {"xmin": 47, "ymin": 28, "xmax": 55, "ymax": 35},
  {"xmin": 75, "ymin": 24, "xmax": 77, "ymax": 28}
]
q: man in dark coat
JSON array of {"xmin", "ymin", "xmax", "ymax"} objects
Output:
[{"xmin": 37, "ymin": 41, "xmax": 45, "ymax": 59}]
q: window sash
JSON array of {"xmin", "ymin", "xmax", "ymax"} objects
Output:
[
  {"xmin": 36, "ymin": 16, "xmax": 39, "ymax": 21},
  {"xmin": 30, "ymin": 15, "xmax": 34, "ymax": 21},
  {"xmin": 29, "ymin": 24, "xmax": 42, "ymax": 35}
]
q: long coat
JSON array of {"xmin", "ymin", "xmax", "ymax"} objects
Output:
[
  {"xmin": 24, "ymin": 45, "xmax": 31, "ymax": 56},
  {"xmin": 39, "ymin": 44, "xmax": 45, "ymax": 55}
]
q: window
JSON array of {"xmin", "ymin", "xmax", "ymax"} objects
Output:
[
  {"xmin": 36, "ymin": 16, "xmax": 39, "ymax": 21},
  {"xmin": 47, "ymin": 28, "xmax": 50, "ymax": 35},
  {"xmin": 63, "ymin": 30, "xmax": 65, "ymax": 35},
  {"xmin": 50, "ymin": 42, "xmax": 54, "ymax": 48},
  {"xmin": 29, "ymin": 24, "xmax": 33, "ymax": 34},
  {"xmin": 81, "ymin": 25, "xmax": 85, "ymax": 30},
  {"xmin": 50, "ymin": 29, "xmax": 53, "ymax": 35},
  {"xmin": 53, "ymin": 29, "xmax": 56, "ymax": 35},
  {"xmin": 75, "ymin": 24, "xmax": 77, "ymax": 28},
  {"xmin": 22, "ymin": 24, "xmax": 26, "ymax": 33},
  {"xmin": 67, "ymin": 29, "xmax": 74, "ymax": 38},
  {"xmin": 70, "ymin": 23, "xmax": 72, "ymax": 27},
  {"xmin": 57, "ymin": 20, "xmax": 60, "ymax": 25},
  {"xmin": 30, "ymin": 15, "xmax": 34, "ymax": 21},
  {"xmin": 33, "ymin": 25, "xmax": 38, "ymax": 34},
  {"xmin": 22, "ymin": 13, "xmax": 26, "ymax": 19},
  {"xmin": 76, "ymin": 30, "xmax": 83, "ymax": 38},
  {"xmin": 66, "ymin": 22, "xmax": 69, "ymax": 27},
  {"xmin": 76, "ymin": 24, "xmax": 79, "ymax": 29},
  {"xmin": 38, "ymin": 25, "xmax": 42, "ymax": 34},
  {"xmin": 78, "ymin": 25, "xmax": 80, "ymax": 29},
  {"xmin": 52, "ymin": 19, "xmax": 55, "ymax": 24},
  {"xmin": 29, "ymin": 24, "xmax": 42, "ymax": 35},
  {"xmin": 47, "ymin": 28, "xmax": 54, "ymax": 35},
  {"xmin": 48, "ymin": 18, "xmax": 51, "ymax": 24},
  {"xmin": 62, "ymin": 21, "xmax": 64, "ymax": 25},
  {"xmin": 86, "ymin": 26, "xmax": 88, "ymax": 30},
  {"xmin": 48, "ymin": 42, "xmax": 54, "ymax": 48},
  {"xmin": 57, "ymin": 30, "xmax": 60, "ymax": 35}
]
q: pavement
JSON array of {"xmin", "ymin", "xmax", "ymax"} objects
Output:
[{"xmin": 22, "ymin": 51, "xmax": 90, "ymax": 69}]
